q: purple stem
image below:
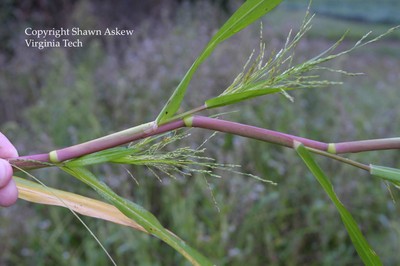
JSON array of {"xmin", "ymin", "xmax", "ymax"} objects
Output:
[
  {"xmin": 54, "ymin": 120, "xmax": 185, "ymax": 162},
  {"xmin": 334, "ymin": 138, "xmax": 400, "ymax": 154},
  {"xmin": 12, "ymin": 120, "xmax": 185, "ymax": 170},
  {"xmin": 190, "ymin": 116, "xmax": 328, "ymax": 150},
  {"xmin": 9, "ymin": 115, "xmax": 400, "ymax": 171},
  {"xmin": 189, "ymin": 116, "xmax": 400, "ymax": 154}
]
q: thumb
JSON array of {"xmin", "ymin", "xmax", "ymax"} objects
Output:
[{"xmin": 0, "ymin": 132, "xmax": 18, "ymax": 158}]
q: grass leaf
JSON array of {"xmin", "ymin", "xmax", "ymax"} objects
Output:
[
  {"xmin": 156, "ymin": 0, "xmax": 282, "ymax": 124},
  {"xmin": 295, "ymin": 142, "xmax": 382, "ymax": 266},
  {"xmin": 370, "ymin": 164, "xmax": 400, "ymax": 185},
  {"xmin": 205, "ymin": 87, "xmax": 292, "ymax": 108},
  {"xmin": 15, "ymin": 176, "xmax": 145, "ymax": 231},
  {"xmin": 61, "ymin": 166, "xmax": 212, "ymax": 266},
  {"xmin": 65, "ymin": 147, "xmax": 138, "ymax": 167}
]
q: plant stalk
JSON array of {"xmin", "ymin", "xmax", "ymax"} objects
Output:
[
  {"xmin": 10, "ymin": 115, "xmax": 400, "ymax": 171},
  {"xmin": 12, "ymin": 120, "xmax": 185, "ymax": 170}
]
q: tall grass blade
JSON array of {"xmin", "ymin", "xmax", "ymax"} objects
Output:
[
  {"xmin": 156, "ymin": 0, "xmax": 282, "ymax": 124},
  {"xmin": 65, "ymin": 147, "xmax": 138, "ymax": 167},
  {"xmin": 370, "ymin": 164, "xmax": 400, "ymax": 186},
  {"xmin": 15, "ymin": 176, "xmax": 145, "ymax": 231},
  {"xmin": 295, "ymin": 142, "xmax": 382, "ymax": 266},
  {"xmin": 12, "ymin": 170, "xmax": 117, "ymax": 265},
  {"xmin": 205, "ymin": 87, "xmax": 291, "ymax": 108},
  {"xmin": 62, "ymin": 166, "xmax": 212, "ymax": 266}
]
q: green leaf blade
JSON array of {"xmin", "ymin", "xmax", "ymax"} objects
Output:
[
  {"xmin": 64, "ymin": 147, "xmax": 137, "ymax": 167},
  {"xmin": 156, "ymin": 0, "xmax": 282, "ymax": 124},
  {"xmin": 370, "ymin": 164, "xmax": 400, "ymax": 186},
  {"xmin": 205, "ymin": 87, "xmax": 291, "ymax": 108},
  {"xmin": 62, "ymin": 166, "xmax": 212, "ymax": 266},
  {"xmin": 295, "ymin": 142, "xmax": 382, "ymax": 266},
  {"xmin": 210, "ymin": 0, "xmax": 281, "ymax": 44}
]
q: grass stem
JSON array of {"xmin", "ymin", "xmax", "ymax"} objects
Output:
[{"xmin": 10, "ymin": 116, "xmax": 400, "ymax": 172}]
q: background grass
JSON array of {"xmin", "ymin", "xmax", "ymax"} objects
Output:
[
  {"xmin": 283, "ymin": 0, "xmax": 400, "ymax": 24},
  {"xmin": 1, "ymin": 0, "xmax": 399, "ymax": 265}
]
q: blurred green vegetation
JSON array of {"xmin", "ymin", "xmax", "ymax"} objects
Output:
[
  {"xmin": 283, "ymin": 0, "xmax": 400, "ymax": 24},
  {"xmin": 1, "ymin": 0, "xmax": 400, "ymax": 265}
]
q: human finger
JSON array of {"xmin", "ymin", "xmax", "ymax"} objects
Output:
[
  {"xmin": 0, "ymin": 158, "xmax": 13, "ymax": 188},
  {"xmin": 0, "ymin": 132, "xmax": 18, "ymax": 158},
  {"xmin": 0, "ymin": 177, "xmax": 18, "ymax": 207}
]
